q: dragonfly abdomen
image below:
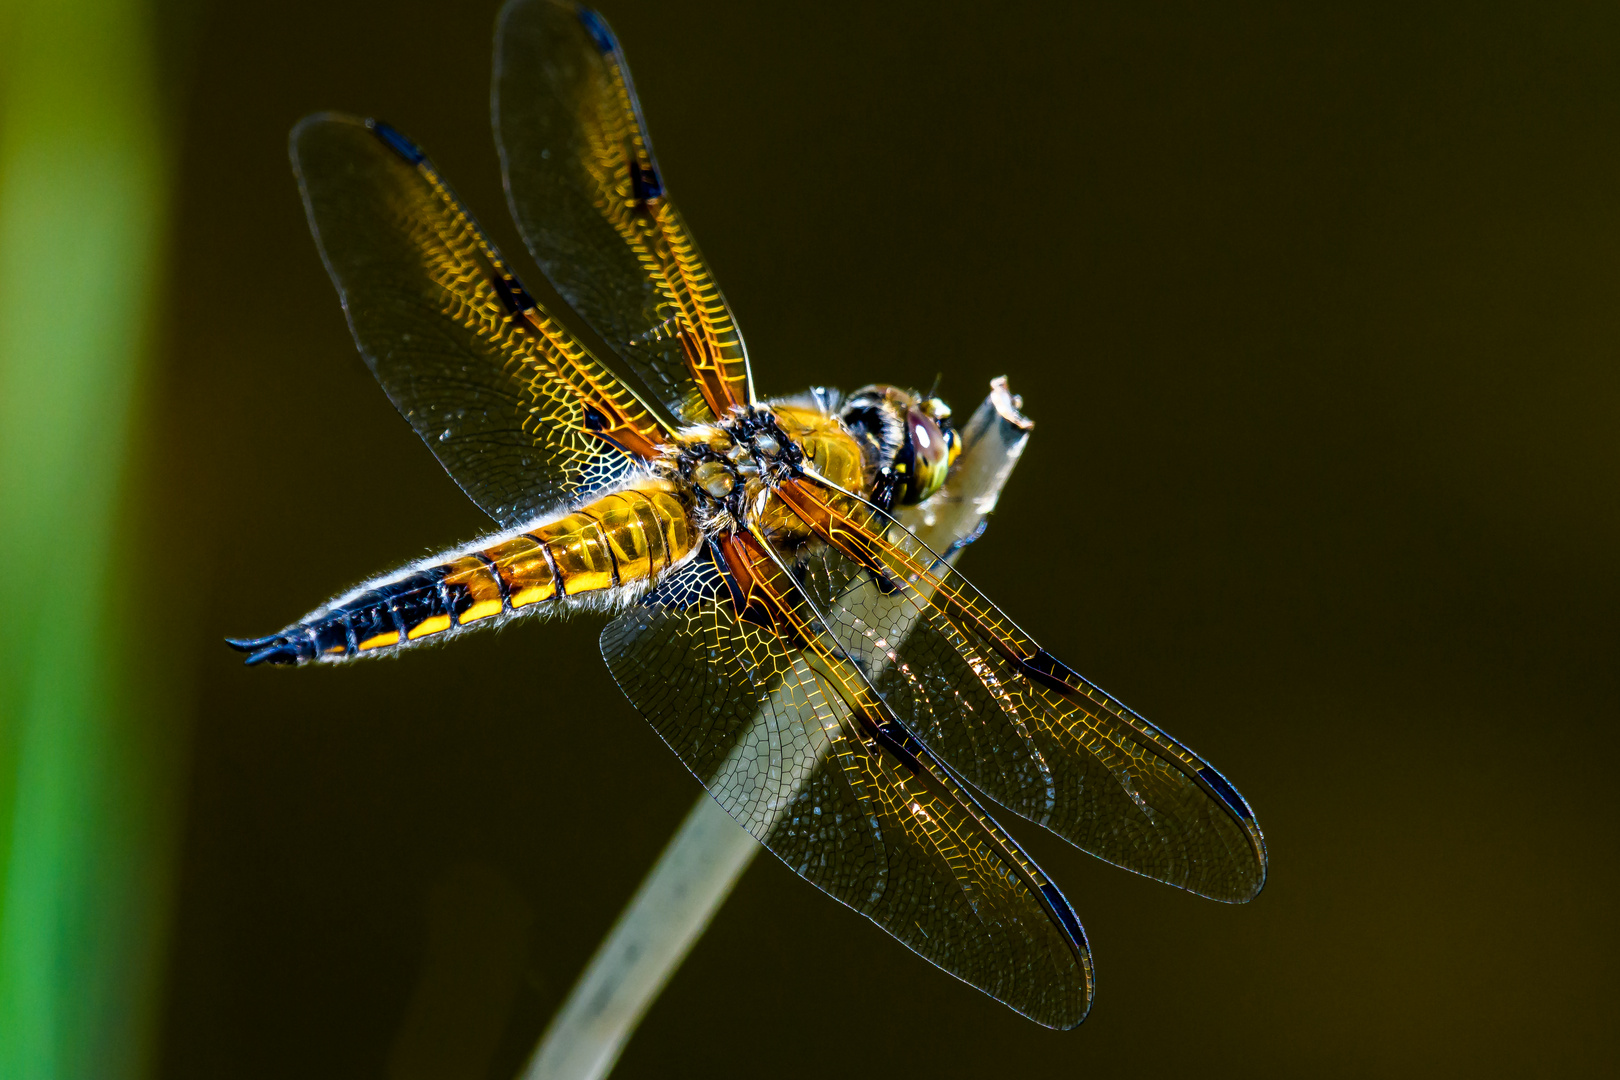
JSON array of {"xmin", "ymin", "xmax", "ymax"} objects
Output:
[{"xmin": 228, "ymin": 481, "xmax": 696, "ymax": 665}]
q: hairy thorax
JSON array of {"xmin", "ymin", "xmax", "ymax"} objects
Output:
[{"xmin": 655, "ymin": 404, "xmax": 869, "ymax": 542}]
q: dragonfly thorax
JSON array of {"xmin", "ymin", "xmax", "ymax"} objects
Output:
[
  {"xmin": 229, "ymin": 0, "xmax": 1269, "ymax": 1025},
  {"xmin": 660, "ymin": 407, "xmax": 804, "ymax": 536}
]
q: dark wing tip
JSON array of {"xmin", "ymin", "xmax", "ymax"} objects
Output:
[
  {"xmin": 1038, "ymin": 883, "xmax": 1091, "ymax": 956},
  {"xmin": 1036, "ymin": 882, "xmax": 1094, "ymax": 1028},
  {"xmin": 575, "ymin": 4, "xmax": 618, "ymax": 53},
  {"xmin": 365, "ymin": 119, "xmax": 427, "ymax": 165},
  {"xmin": 1196, "ymin": 765, "xmax": 1254, "ymax": 821},
  {"xmin": 567, "ymin": 4, "xmax": 663, "ymax": 204},
  {"xmin": 1194, "ymin": 765, "xmax": 1269, "ymax": 902}
]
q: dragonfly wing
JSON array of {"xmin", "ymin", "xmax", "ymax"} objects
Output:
[
  {"xmin": 774, "ymin": 479, "xmax": 1268, "ymax": 903},
  {"xmin": 291, "ymin": 112, "xmax": 669, "ymax": 530},
  {"xmin": 495, "ymin": 0, "xmax": 753, "ymax": 425},
  {"xmin": 600, "ymin": 538, "xmax": 1092, "ymax": 1028}
]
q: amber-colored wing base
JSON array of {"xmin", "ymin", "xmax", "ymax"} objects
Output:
[
  {"xmin": 495, "ymin": 0, "xmax": 753, "ymax": 426},
  {"xmin": 292, "ymin": 113, "xmax": 670, "ymax": 529}
]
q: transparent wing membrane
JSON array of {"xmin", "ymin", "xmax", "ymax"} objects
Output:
[
  {"xmin": 241, "ymin": 0, "xmax": 1277, "ymax": 1035},
  {"xmin": 291, "ymin": 113, "xmax": 669, "ymax": 529},
  {"xmin": 601, "ymin": 541, "xmax": 1092, "ymax": 1029},
  {"xmin": 495, "ymin": 0, "xmax": 753, "ymax": 425},
  {"xmin": 775, "ymin": 480, "xmax": 1268, "ymax": 903}
]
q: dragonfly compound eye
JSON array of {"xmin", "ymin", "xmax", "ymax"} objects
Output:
[{"xmin": 900, "ymin": 407, "xmax": 950, "ymax": 504}]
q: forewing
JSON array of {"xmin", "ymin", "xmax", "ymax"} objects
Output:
[
  {"xmin": 775, "ymin": 480, "xmax": 1269, "ymax": 903},
  {"xmin": 495, "ymin": 0, "xmax": 753, "ymax": 425},
  {"xmin": 600, "ymin": 541, "xmax": 1092, "ymax": 1028},
  {"xmin": 291, "ymin": 112, "xmax": 669, "ymax": 530}
]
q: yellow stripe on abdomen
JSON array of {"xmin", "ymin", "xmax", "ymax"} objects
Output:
[
  {"xmin": 524, "ymin": 479, "xmax": 694, "ymax": 599},
  {"xmin": 235, "ymin": 480, "xmax": 700, "ymax": 666}
]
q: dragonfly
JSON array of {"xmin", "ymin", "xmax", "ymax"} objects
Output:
[{"xmin": 228, "ymin": 0, "xmax": 1266, "ymax": 1029}]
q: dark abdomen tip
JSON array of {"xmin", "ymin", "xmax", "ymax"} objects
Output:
[{"xmin": 225, "ymin": 634, "xmax": 309, "ymax": 666}]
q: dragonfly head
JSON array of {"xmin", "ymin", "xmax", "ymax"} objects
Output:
[{"xmin": 840, "ymin": 385, "xmax": 962, "ymax": 506}]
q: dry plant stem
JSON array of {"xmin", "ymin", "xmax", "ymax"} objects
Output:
[{"xmin": 522, "ymin": 380, "xmax": 1034, "ymax": 1080}]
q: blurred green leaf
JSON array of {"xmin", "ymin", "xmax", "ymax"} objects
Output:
[{"xmin": 0, "ymin": 0, "xmax": 179, "ymax": 1076}]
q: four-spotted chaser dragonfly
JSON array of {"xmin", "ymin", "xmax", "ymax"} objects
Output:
[{"xmin": 228, "ymin": 0, "xmax": 1266, "ymax": 1028}]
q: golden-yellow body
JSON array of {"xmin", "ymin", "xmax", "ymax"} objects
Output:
[
  {"xmin": 358, "ymin": 479, "xmax": 697, "ymax": 653},
  {"xmin": 241, "ymin": 405, "xmax": 870, "ymax": 665},
  {"xmin": 228, "ymin": 3, "xmax": 1272, "ymax": 1026}
]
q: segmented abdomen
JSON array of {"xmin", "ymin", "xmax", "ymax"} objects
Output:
[{"xmin": 229, "ymin": 481, "xmax": 694, "ymax": 665}]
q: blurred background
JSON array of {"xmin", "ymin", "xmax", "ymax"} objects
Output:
[{"xmin": 2, "ymin": 0, "xmax": 1616, "ymax": 1076}]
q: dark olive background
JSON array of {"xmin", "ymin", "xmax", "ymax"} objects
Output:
[{"xmin": 150, "ymin": 1, "xmax": 1617, "ymax": 1076}]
